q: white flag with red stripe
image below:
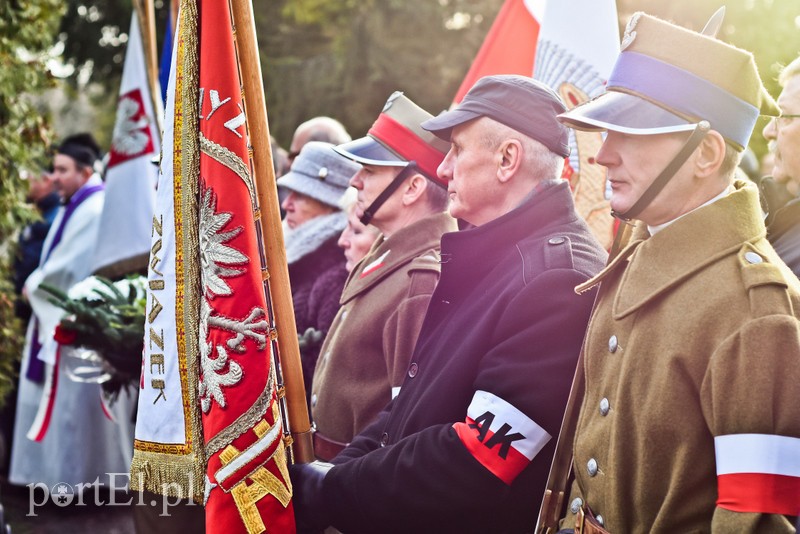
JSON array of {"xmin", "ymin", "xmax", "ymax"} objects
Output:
[
  {"xmin": 534, "ymin": 0, "xmax": 619, "ymax": 249},
  {"xmin": 715, "ymin": 433, "xmax": 800, "ymax": 515},
  {"xmin": 91, "ymin": 13, "xmax": 161, "ymax": 277}
]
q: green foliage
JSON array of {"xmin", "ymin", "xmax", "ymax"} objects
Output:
[
  {"xmin": 0, "ymin": 0, "xmax": 64, "ymax": 407},
  {"xmin": 258, "ymin": 0, "xmax": 501, "ymax": 146},
  {"xmin": 260, "ymin": 0, "xmax": 800, "ymax": 162},
  {"xmin": 56, "ymin": 0, "xmax": 133, "ymax": 85},
  {"xmin": 39, "ymin": 276, "xmax": 145, "ymax": 399},
  {"xmin": 617, "ymin": 0, "xmax": 800, "ymax": 158}
]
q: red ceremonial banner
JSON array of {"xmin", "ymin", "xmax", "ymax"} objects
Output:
[
  {"xmin": 197, "ymin": 1, "xmax": 294, "ymax": 532},
  {"xmin": 453, "ymin": 0, "xmax": 541, "ymax": 104}
]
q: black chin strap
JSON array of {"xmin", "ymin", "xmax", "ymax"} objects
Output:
[
  {"xmin": 360, "ymin": 162, "xmax": 418, "ymax": 226},
  {"xmin": 612, "ymin": 121, "xmax": 711, "ymax": 222}
]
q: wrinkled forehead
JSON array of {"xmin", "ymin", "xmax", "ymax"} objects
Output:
[{"xmin": 778, "ymin": 76, "xmax": 800, "ymax": 110}]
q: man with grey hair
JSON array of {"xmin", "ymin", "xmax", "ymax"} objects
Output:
[
  {"xmin": 290, "ymin": 75, "xmax": 606, "ymax": 533},
  {"xmin": 288, "ymin": 116, "xmax": 351, "ymax": 164},
  {"xmin": 762, "ymin": 55, "xmax": 800, "ymax": 277}
]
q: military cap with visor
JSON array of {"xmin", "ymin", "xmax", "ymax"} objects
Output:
[
  {"xmin": 559, "ymin": 11, "xmax": 778, "ymax": 148},
  {"xmin": 558, "ymin": 11, "xmax": 779, "ymax": 221},
  {"xmin": 334, "ymin": 92, "xmax": 450, "ymax": 224}
]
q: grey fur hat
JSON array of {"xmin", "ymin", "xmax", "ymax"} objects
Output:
[{"xmin": 277, "ymin": 141, "xmax": 360, "ymax": 208}]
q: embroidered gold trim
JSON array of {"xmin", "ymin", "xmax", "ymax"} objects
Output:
[
  {"xmin": 199, "ymin": 132, "xmax": 256, "ymax": 208},
  {"xmin": 205, "ymin": 367, "xmax": 275, "ymax": 456},
  {"xmin": 130, "ymin": 0, "xmax": 205, "ymax": 503},
  {"xmin": 223, "ymin": 417, "xmax": 293, "ymax": 533},
  {"xmin": 179, "ymin": 0, "xmax": 206, "ymax": 501}
]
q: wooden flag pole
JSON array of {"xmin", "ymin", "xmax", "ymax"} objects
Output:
[{"xmin": 229, "ymin": 0, "xmax": 314, "ymax": 463}]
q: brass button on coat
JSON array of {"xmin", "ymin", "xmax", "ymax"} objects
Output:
[
  {"xmin": 608, "ymin": 335, "xmax": 618, "ymax": 353},
  {"xmin": 548, "ymin": 236, "xmax": 565, "ymax": 245},
  {"xmin": 380, "ymin": 432, "xmax": 389, "ymax": 447}
]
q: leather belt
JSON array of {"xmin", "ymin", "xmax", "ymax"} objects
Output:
[
  {"xmin": 575, "ymin": 506, "xmax": 610, "ymax": 534},
  {"xmin": 313, "ymin": 431, "xmax": 348, "ymax": 462}
]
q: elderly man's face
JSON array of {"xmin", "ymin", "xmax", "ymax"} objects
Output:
[
  {"xmin": 763, "ymin": 75, "xmax": 800, "ymax": 188},
  {"xmin": 595, "ymin": 129, "xmax": 702, "ymax": 226},
  {"xmin": 437, "ymin": 118, "xmax": 501, "ymax": 226}
]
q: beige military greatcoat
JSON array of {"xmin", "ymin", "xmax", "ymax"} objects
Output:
[
  {"xmin": 562, "ymin": 181, "xmax": 800, "ymax": 532},
  {"xmin": 311, "ymin": 212, "xmax": 457, "ymax": 447}
]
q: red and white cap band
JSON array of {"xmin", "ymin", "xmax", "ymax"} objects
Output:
[
  {"xmin": 715, "ymin": 433, "xmax": 800, "ymax": 515},
  {"xmin": 453, "ymin": 390, "xmax": 550, "ymax": 485},
  {"xmin": 368, "ymin": 113, "xmax": 448, "ymax": 186}
]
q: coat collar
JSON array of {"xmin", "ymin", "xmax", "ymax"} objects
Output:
[
  {"xmin": 578, "ymin": 180, "xmax": 767, "ymax": 319},
  {"xmin": 341, "ymin": 212, "xmax": 456, "ymax": 303},
  {"xmin": 440, "ymin": 180, "xmax": 579, "ymax": 281}
]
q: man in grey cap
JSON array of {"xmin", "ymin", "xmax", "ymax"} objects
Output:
[
  {"xmin": 276, "ymin": 141, "xmax": 360, "ymax": 399},
  {"xmin": 290, "ymin": 75, "xmax": 606, "ymax": 533}
]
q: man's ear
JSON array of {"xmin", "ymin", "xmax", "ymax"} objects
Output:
[
  {"xmin": 81, "ymin": 164, "xmax": 95, "ymax": 180},
  {"xmin": 695, "ymin": 130, "xmax": 726, "ymax": 179},
  {"xmin": 497, "ymin": 139, "xmax": 523, "ymax": 184},
  {"xmin": 401, "ymin": 173, "xmax": 428, "ymax": 206}
]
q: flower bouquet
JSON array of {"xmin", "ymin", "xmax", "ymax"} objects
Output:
[{"xmin": 39, "ymin": 275, "xmax": 146, "ymax": 400}]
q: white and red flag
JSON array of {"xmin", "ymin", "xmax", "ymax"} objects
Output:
[
  {"xmin": 453, "ymin": 0, "xmax": 545, "ymax": 104},
  {"xmin": 131, "ymin": 2, "xmax": 295, "ymax": 532},
  {"xmin": 91, "ymin": 12, "xmax": 161, "ymax": 277},
  {"xmin": 455, "ymin": 0, "xmax": 619, "ymax": 248},
  {"xmin": 534, "ymin": 0, "xmax": 619, "ymax": 249}
]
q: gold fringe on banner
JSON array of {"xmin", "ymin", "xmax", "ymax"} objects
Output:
[{"xmin": 130, "ymin": 0, "xmax": 205, "ymax": 503}]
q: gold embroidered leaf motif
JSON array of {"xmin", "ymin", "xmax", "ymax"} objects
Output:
[{"xmin": 199, "ymin": 188, "xmax": 248, "ymax": 298}]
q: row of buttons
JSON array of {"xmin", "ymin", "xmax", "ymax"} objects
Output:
[{"xmin": 571, "ymin": 334, "xmax": 618, "ymax": 525}]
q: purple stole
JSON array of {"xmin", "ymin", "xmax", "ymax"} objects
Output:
[{"xmin": 26, "ymin": 183, "xmax": 104, "ymax": 382}]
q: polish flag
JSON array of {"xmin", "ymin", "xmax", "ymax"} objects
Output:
[
  {"xmin": 453, "ymin": 0, "xmax": 546, "ymax": 104},
  {"xmin": 91, "ymin": 13, "xmax": 161, "ymax": 278},
  {"xmin": 534, "ymin": 0, "xmax": 619, "ymax": 249}
]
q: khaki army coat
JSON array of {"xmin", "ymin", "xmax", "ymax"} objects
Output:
[
  {"xmin": 311, "ymin": 212, "xmax": 457, "ymax": 446},
  {"xmin": 562, "ymin": 181, "xmax": 800, "ymax": 533}
]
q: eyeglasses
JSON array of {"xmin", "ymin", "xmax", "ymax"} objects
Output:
[{"xmin": 773, "ymin": 113, "xmax": 800, "ymax": 127}]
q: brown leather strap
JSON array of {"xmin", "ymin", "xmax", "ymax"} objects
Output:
[
  {"xmin": 312, "ymin": 431, "xmax": 348, "ymax": 462},
  {"xmin": 612, "ymin": 121, "xmax": 710, "ymax": 222},
  {"xmin": 537, "ymin": 344, "xmax": 586, "ymax": 533},
  {"xmin": 575, "ymin": 506, "xmax": 611, "ymax": 534}
]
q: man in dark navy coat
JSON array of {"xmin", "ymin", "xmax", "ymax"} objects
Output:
[{"xmin": 290, "ymin": 75, "xmax": 607, "ymax": 533}]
